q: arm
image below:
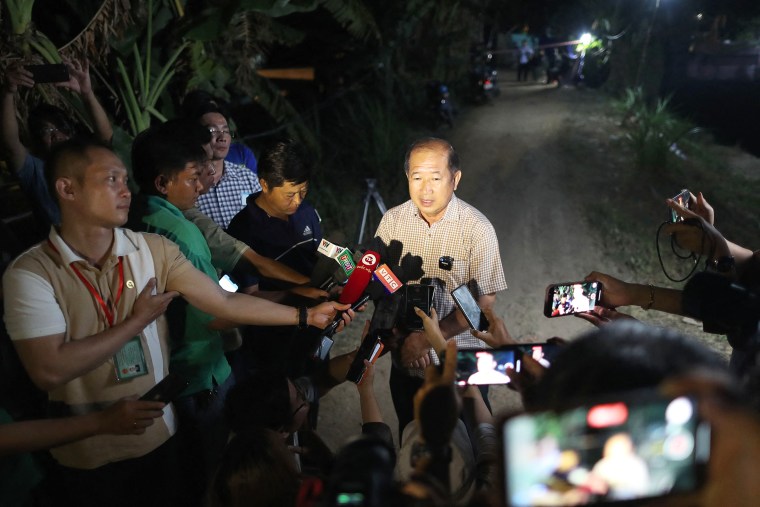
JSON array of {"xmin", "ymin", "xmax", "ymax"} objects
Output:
[
  {"xmin": 0, "ymin": 65, "xmax": 33, "ymax": 172},
  {"xmin": 12, "ymin": 279, "xmax": 178, "ymax": 391},
  {"xmin": 60, "ymin": 59, "xmax": 112, "ymax": 143},
  {"xmin": 172, "ymin": 265, "xmax": 348, "ymax": 329},
  {"xmin": 585, "ymin": 271, "xmax": 684, "ymax": 316},
  {"xmin": 356, "ymin": 360, "xmax": 383, "ymax": 424},
  {"xmin": 0, "ymin": 398, "xmax": 165, "ymax": 457}
]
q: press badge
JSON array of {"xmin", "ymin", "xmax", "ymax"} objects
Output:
[
  {"xmin": 241, "ymin": 191, "xmax": 251, "ymax": 206},
  {"xmin": 113, "ymin": 336, "xmax": 148, "ymax": 380}
]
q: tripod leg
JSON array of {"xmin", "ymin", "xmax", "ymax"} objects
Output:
[{"xmin": 357, "ymin": 193, "xmax": 372, "ymax": 246}]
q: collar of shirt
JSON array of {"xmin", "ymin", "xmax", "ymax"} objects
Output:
[
  {"xmin": 48, "ymin": 226, "xmax": 139, "ymax": 270},
  {"xmin": 145, "ymin": 194, "xmax": 185, "ymax": 219}
]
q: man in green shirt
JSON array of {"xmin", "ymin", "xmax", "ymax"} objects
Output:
[{"xmin": 128, "ymin": 120, "xmax": 346, "ymax": 505}]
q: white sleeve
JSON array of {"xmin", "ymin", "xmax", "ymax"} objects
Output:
[{"xmin": 3, "ymin": 267, "xmax": 66, "ymax": 340}]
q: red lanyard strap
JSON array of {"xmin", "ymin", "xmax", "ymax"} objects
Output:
[
  {"xmin": 69, "ymin": 258, "xmax": 124, "ymax": 327},
  {"xmin": 47, "ymin": 239, "xmax": 125, "ymax": 327}
]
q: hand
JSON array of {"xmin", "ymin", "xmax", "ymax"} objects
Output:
[
  {"xmin": 357, "ymin": 359, "xmax": 376, "ymax": 391},
  {"xmin": 58, "ymin": 59, "xmax": 92, "ymax": 95},
  {"xmin": 3, "ymin": 64, "xmax": 34, "ymax": 93},
  {"xmin": 413, "ymin": 340, "xmax": 459, "ymax": 423},
  {"xmin": 659, "ymin": 374, "xmax": 759, "ymax": 507},
  {"xmin": 584, "ymin": 271, "xmax": 638, "ymax": 308},
  {"xmin": 131, "ymin": 278, "xmax": 179, "ymax": 328},
  {"xmin": 575, "ymin": 307, "xmax": 636, "ymax": 327},
  {"xmin": 691, "ymin": 191, "xmax": 715, "ymax": 225},
  {"xmin": 96, "ymin": 397, "xmax": 165, "ymax": 435},
  {"xmin": 504, "ymin": 354, "xmax": 547, "ymax": 394},
  {"xmin": 470, "ymin": 307, "xmax": 515, "ymax": 347},
  {"xmin": 400, "ymin": 331, "xmax": 432, "ymax": 368},
  {"xmin": 307, "ymin": 301, "xmax": 351, "ymax": 329},
  {"xmin": 289, "ymin": 285, "xmax": 329, "ymax": 301},
  {"xmin": 664, "ymin": 199, "xmax": 728, "ymax": 256},
  {"xmin": 415, "ymin": 306, "xmax": 445, "ymax": 354}
]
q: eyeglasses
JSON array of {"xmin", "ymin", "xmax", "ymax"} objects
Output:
[{"xmin": 207, "ymin": 127, "xmax": 236, "ymax": 139}]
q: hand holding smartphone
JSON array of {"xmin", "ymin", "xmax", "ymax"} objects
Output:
[
  {"xmin": 139, "ymin": 373, "xmax": 189, "ymax": 403},
  {"xmin": 24, "ymin": 63, "xmax": 70, "ymax": 84},
  {"xmin": 451, "ymin": 284, "xmax": 489, "ymax": 331},
  {"xmin": 544, "ymin": 281, "xmax": 602, "ymax": 318},
  {"xmin": 455, "ymin": 342, "xmax": 561, "ymax": 385}
]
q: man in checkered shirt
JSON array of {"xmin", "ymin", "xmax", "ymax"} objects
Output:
[
  {"xmin": 373, "ymin": 137, "xmax": 507, "ymax": 435},
  {"xmin": 194, "ymin": 105, "xmax": 261, "ymax": 229}
]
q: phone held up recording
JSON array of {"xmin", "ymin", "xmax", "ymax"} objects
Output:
[
  {"xmin": 670, "ymin": 189, "xmax": 691, "ymax": 223},
  {"xmin": 451, "ymin": 284, "xmax": 489, "ymax": 331},
  {"xmin": 24, "ymin": 63, "xmax": 70, "ymax": 84},
  {"xmin": 502, "ymin": 389, "xmax": 710, "ymax": 506},
  {"xmin": 544, "ymin": 281, "xmax": 602, "ymax": 318},
  {"xmin": 455, "ymin": 342, "xmax": 561, "ymax": 386}
]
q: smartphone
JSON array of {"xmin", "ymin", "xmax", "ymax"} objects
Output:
[
  {"xmin": 670, "ymin": 189, "xmax": 691, "ymax": 223},
  {"xmin": 24, "ymin": 63, "xmax": 70, "ymax": 84},
  {"xmin": 139, "ymin": 373, "xmax": 189, "ymax": 403},
  {"xmin": 455, "ymin": 342, "xmax": 561, "ymax": 385},
  {"xmin": 502, "ymin": 390, "xmax": 710, "ymax": 506},
  {"xmin": 402, "ymin": 284, "xmax": 434, "ymax": 331},
  {"xmin": 346, "ymin": 336, "xmax": 385, "ymax": 384},
  {"xmin": 544, "ymin": 281, "xmax": 602, "ymax": 318},
  {"xmin": 451, "ymin": 284, "xmax": 489, "ymax": 331},
  {"xmin": 219, "ymin": 274, "xmax": 238, "ymax": 292}
]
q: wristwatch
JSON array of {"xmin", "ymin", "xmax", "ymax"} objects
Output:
[
  {"xmin": 710, "ymin": 255, "xmax": 735, "ymax": 273},
  {"xmin": 297, "ymin": 306, "xmax": 309, "ymax": 329}
]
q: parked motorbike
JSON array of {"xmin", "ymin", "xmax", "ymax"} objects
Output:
[
  {"xmin": 426, "ymin": 81, "xmax": 454, "ymax": 129},
  {"xmin": 470, "ymin": 49, "xmax": 500, "ymax": 103}
]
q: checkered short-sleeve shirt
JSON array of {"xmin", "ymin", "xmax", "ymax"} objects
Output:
[
  {"xmin": 196, "ymin": 160, "xmax": 262, "ymax": 229},
  {"xmin": 374, "ymin": 195, "xmax": 508, "ymax": 376}
]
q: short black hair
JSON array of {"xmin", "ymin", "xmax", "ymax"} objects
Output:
[
  {"xmin": 403, "ymin": 137, "xmax": 460, "ymax": 176},
  {"xmin": 181, "ymin": 90, "xmax": 231, "ymax": 121},
  {"xmin": 28, "ymin": 104, "xmax": 76, "ymax": 151},
  {"xmin": 44, "ymin": 137, "xmax": 113, "ymax": 204},
  {"xmin": 525, "ymin": 320, "xmax": 730, "ymax": 411},
  {"xmin": 130, "ymin": 119, "xmax": 211, "ymax": 195},
  {"xmin": 257, "ymin": 138, "xmax": 313, "ymax": 188}
]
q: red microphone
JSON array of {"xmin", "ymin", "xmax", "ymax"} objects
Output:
[{"xmin": 338, "ymin": 250, "xmax": 380, "ymax": 304}]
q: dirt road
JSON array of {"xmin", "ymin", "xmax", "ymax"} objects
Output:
[{"xmin": 316, "ymin": 81, "xmax": 700, "ymax": 450}]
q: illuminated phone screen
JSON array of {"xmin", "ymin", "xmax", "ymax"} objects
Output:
[{"xmin": 503, "ymin": 393, "xmax": 709, "ymax": 506}]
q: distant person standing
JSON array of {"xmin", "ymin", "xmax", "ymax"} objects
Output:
[{"xmin": 517, "ymin": 41, "xmax": 534, "ymax": 82}]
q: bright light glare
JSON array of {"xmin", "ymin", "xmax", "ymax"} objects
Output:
[
  {"xmin": 580, "ymin": 33, "xmax": 593, "ymax": 45},
  {"xmin": 696, "ymin": 13, "xmax": 703, "ymax": 21}
]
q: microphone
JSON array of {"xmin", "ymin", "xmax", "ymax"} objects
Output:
[
  {"xmin": 338, "ymin": 250, "xmax": 380, "ymax": 304},
  {"xmin": 310, "ymin": 240, "xmax": 356, "ymax": 290}
]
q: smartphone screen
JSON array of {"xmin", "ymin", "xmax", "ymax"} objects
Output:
[
  {"xmin": 455, "ymin": 343, "xmax": 561, "ymax": 385},
  {"xmin": 502, "ymin": 391, "xmax": 709, "ymax": 506},
  {"xmin": 139, "ymin": 373, "xmax": 189, "ymax": 403},
  {"xmin": 544, "ymin": 282, "xmax": 601, "ymax": 318},
  {"xmin": 219, "ymin": 274, "xmax": 238, "ymax": 292},
  {"xmin": 670, "ymin": 189, "xmax": 691, "ymax": 223},
  {"xmin": 451, "ymin": 284, "xmax": 489, "ymax": 331},
  {"xmin": 403, "ymin": 284, "xmax": 434, "ymax": 330}
]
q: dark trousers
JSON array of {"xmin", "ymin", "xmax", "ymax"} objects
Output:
[
  {"xmin": 51, "ymin": 435, "xmax": 181, "ymax": 507},
  {"xmin": 390, "ymin": 366, "xmax": 490, "ymax": 444},
  {"xmin": 173, "ymin": 373, "xmax": 235, "ymax": 507}
]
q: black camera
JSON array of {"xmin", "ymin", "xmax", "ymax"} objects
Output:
[{"xmin": 682, "ymin": 272, "xmax": 760, "ymax": 349}]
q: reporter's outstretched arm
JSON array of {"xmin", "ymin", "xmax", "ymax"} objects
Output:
[
  {"xmin": 60, "ymin": 59, "xmax": 112, "ymax": 143},
  {"xmin": 585, "ymin": 271, "xmax": 684, "ymax": 316}
]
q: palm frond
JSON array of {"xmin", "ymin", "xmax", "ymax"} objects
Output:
[{"xmin": 319, "ymin": 0, "xmax": 380, "ymax": 41}]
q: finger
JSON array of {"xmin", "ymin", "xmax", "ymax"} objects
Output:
[
  {"xmin": 429, "ymin": 307, "xmax": 438, "ymax": 321},
  {"xmin": 574, "ymin": 311, "xmax": 603, "ymax": 327},
  {"xmin": 440, "ymin": 340, "xmax": 457, "ymax": 384},
  {"xmin": 139, "ymin": 278, "xmax": 158, "ymax": 296}
]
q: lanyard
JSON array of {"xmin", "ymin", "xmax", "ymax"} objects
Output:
[{"xmin": 48, "ymin": 240, "xmax": 125, "ymax": 327}]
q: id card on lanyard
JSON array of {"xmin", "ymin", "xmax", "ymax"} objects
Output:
[{"xmin": 70, "ymin": 256, "xmax": 149, "ymax": 381}]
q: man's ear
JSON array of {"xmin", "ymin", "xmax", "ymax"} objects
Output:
[
  {"xmin": 259, "ymin": 178, "xmax": 269, "ymax": 193},
  {"xmin": 453, "ymin": 170, "xmax": 462, "ymax": 191},
  {"xmin": 55, "ymin": 177, "xmax": 75, "ymax": 202},
  {"xmin": 154, "ymin": 175, "xmax": 169, "ymax": 195}
]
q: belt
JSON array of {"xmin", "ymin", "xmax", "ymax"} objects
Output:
[{"xmin": 191, "ymin": 387, "xmax": 219, "ymax": 409}]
